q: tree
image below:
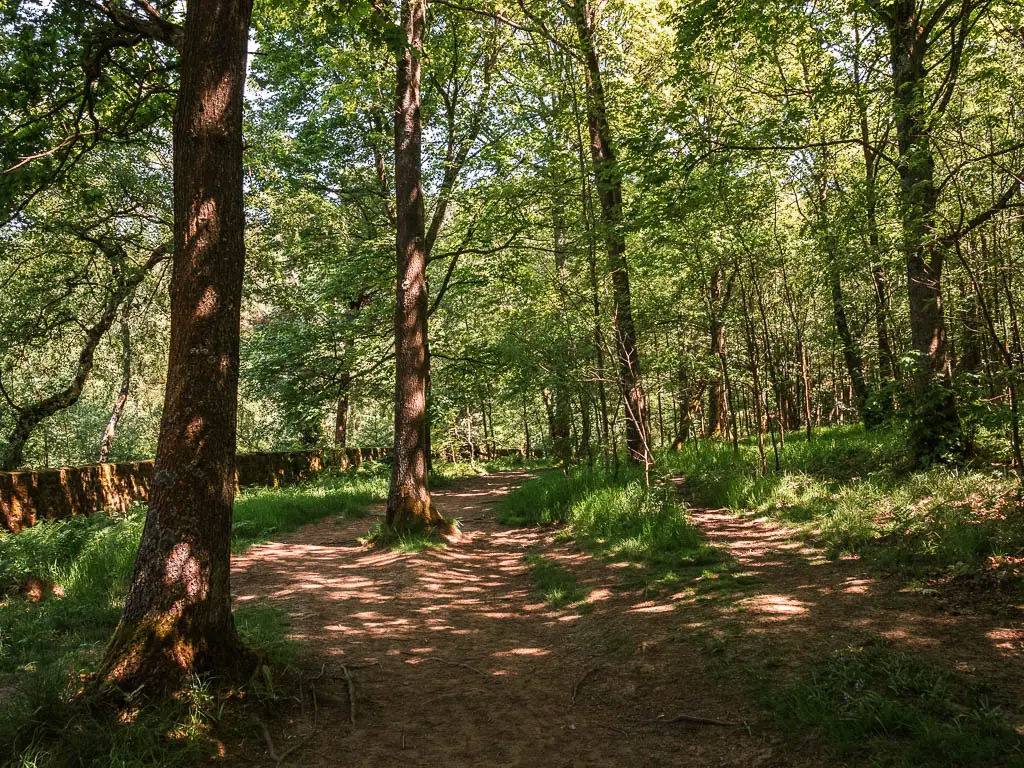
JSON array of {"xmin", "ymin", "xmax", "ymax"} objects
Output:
[
  {"xmin": 99, "ymin": 0, "xmax": 254, "ymax": 693},
  {"xmin": 387, "ymin": 0, "xmax": 446, "ymax": 531}
]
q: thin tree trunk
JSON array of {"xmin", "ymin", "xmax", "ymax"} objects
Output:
[
  {"xmin": 0, "ymin": 249, "xmax": 164, "ymax": 471},
  {"xmin": 99, "ymin": 0, "xmax": 253, "ymax": 694},
  {"xmin": 571, "ymin": 0, "xmax": 650, "ymax": 467},
  {"xmin": 98, "ymin": 311, "xmax": 133, "ymax": 463}
]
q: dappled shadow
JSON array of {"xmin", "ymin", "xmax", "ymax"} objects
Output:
[
  {"xmin": 230, "ymin": 472, "xmax": 778, "ymax": 767},
  {"xmin": 681, "ymin": 500, "xmax": 1024, "ymax": 727}
]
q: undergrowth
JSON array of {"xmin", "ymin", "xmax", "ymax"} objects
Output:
[
  {"xmin": 663, "ymin": 426, "xmax": 1024, "ymax": 580},
  {"xmin": 495, "ymin": 468, "xmax": 721, "ymax": 589},
  {"xmin": 523, "ymin": 554, "xmax": 589, "ymax": 609},
  {"xmin": 0, "ymin": 461, "xmax": 389, "ymax": 767},
  {"xmin": 776, "ymin": 638, "xmax": 1024, "ymax": 767}
]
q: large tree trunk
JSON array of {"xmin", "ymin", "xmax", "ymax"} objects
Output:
[
  {"xmin": 571, "ymin": 0, "xmax": 650, "ymax": 466},
  {"xmin": 885, "ymin": 0, "xmax": 961, "ymax": 460},
  {"xmin": 387, "ymin": 0, "xmax": 444, "ymax": 532},
  {"xmin": 98, "ymin": 311, "xmax": 133, "ymax": 463},
  {"xmin": 98, "ymin": 0, "xmax": 253, "ymax": 694}
]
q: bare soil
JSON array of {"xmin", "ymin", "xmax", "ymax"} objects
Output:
[{"xmin": 228, "ymin": 471, "xmax": 1023, "ymax": 767}]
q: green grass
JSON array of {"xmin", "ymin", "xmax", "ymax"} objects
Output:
[
  {"xmin": 496, "ymin": 468, "xmax": 722, "ymax": 590},
  {"xmin": 0, "ymin": 461, "xmax": 390, "ymax": 767},
  {"xmin": 775, "ymin": 638, "xmax": 1024, "ymax": 767},
  {"xmin": 360, "ymin": 519, "xmax": 454, "ymax": 552},
  {"xmin": 662, "ymin": 427, "xmax": 1024, "ymax": 578},
  {"xmin": 523, "ymin": 554, "xmax": 589, "ymax": 609},
  {"xmin": 231, "ymin": 461, "xmax": 389, "ymax": 551}
]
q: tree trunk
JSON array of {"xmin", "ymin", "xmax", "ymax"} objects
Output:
[
  {"xmin": 387, "ymin": 0, "xmax": 443, "ymax": 532},
  {"xmin": 572, "ymin": 0, "xmax": 650, "ymax": 466},
  {"xmin": 98, "ymin": 311, "xmax": 133, "ymax": 463},
  {"xmin": 335, "ymin": 391, "xmax": 350, "ymax": 448},
  {"xmin": 885, "ymin": 0, "xmax": 961, "ymax": 460},
  {"xmin": 707, "ymin": 265, "xmax": 731, "ymax": 438},
  {"xmin": 98, "ymin": 0, "xmax": 253, "ymax": 694}
]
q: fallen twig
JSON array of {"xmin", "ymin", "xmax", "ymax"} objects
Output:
[
  {"xmin": 571, "ymin": 664, "xmax": 602, "ymax": 705},
  {"xmin": 646, "ymin": 713, "xmax": 740, "ymax": 728},
  {"xmin": 401, "ymin": 652, "xmax": 491, "ymax": 677},
  {"xmin": 340, "ymin": 664, "xmax": 357, "ymax": 725}
]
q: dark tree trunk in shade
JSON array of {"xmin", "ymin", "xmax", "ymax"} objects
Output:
[
  {"xmin": 571, "ymin": 0, "xmax": 650, "ymax": 465},
  {"xmin": 98, "ymin": 0, "xmax": 254, "ymax": 693},
  {"xmin": 706, "ymin": 265, "xmax": 732, "ymax": 438},
  {"xmin": 387, "ymin": 0, "xmax": 444, "ymax": 531},
  {"xmin": 98, "ymin": 311, "xmax": 133, "ymax": 463},
  {"xmin": 883, "ymin": 0, "xmax": 961, "ymax": 459},
  {"xmin": 335, "ymin": 389, "xmax": 350, "ymax": 448}
]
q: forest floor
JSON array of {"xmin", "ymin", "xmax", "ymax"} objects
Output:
[{"xmin": 229, "ymin": 470, "xmax": 1023, "ymax": 767}]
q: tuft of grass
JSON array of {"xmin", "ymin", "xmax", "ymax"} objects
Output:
[
  {"xmin": 360, "ymin": 519, "xmax": 454, "ymax": 552},
  {"xmin": 776, "ymin": 638, "xmax": 1024, "ymax": 767},
  {"xmin": 0, "ymin": 462, "xmax": 390, "ymax": 767},
  {"xmin": 496, "ymin": 468, "xmax": 722, "ymax": 590},
  {"xmin": 523, "ymin": 554, "xmax": 589, "ymax": 609}
]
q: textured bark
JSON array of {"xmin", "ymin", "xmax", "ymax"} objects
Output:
[
  {"xmin": 98, "ymin": 0, "xmax": 254, "ymax": 693},
  {"xmin": 572, "ymin": 0, "xmax": 650, "ymax": 466},
  {"xmin": 387, "ymin": 0, "xmax": 443, "ymax": 532},
  {"xmin": 883, "ymin": 0, "xmax": 961, "ymax": 459},
  {"xmin": 98, "ymin": 312, "xmax": 133, "ymax": 463}
]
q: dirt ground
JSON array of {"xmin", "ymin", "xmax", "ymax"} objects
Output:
[{"xmin": 229, "ymin": 471, "xmax": 1023, "ymax": 767}]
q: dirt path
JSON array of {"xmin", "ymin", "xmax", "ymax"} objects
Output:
[{"xmin": 230, "ymin": 472, "xmax": 779, "ymax": 767}]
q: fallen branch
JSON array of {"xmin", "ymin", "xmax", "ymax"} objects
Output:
[
  {"xmin": 571, "ymin": 664, "xmax": 602, "ymax": 705},
  {"xmin": 340, "ymin": 664, "xmax": 357, "ymax": 725},
  {"xmin": 401, "ymin": 652, "xmax": 491, "ymax": 677},
  {"xmin": 646, "ymin": 713, "xmax": 740, "ymax": 728}
]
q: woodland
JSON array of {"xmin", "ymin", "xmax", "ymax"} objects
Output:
[{"xmin": 1, "ymin": 0, "xmax": 1024, "ymax": 765}]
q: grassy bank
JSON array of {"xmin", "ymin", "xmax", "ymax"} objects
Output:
[
  {"xmin": 662, "ymin": 426, "xmax": 1024, "ymax": 579},
  {"xmin": 495, "ymin": 467, "xmax": 721, "ymax": 590},
  {"xmin": 0, "ymin": 461, "xmax": 390, "ymax": 767}
]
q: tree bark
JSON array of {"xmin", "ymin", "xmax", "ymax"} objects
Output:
[
  {"xmin": 98, "ymin": 0, "xmax": 253, "ymax": 694},
  {"xmin": 881, "ymin": 0, "xmax": 962, "ymax": 460},
  {"xmin": 335, "ymin": 391, "xmax": 350, "ymax": 448},
  {"xmin": 571, "ymin": 0, "xmax": 651, "ymax": 466},
  {"xmin": 706, "ymin": 264, "xmax": 733, "ymax": 438},
  {"xmin": 387, "ymin": 0, "xmax": 444, "ymax": 532}
]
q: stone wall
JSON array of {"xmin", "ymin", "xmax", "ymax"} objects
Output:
[{"xmin": 0, "ymin": 447, "xmax": 388, "ymax": 534}]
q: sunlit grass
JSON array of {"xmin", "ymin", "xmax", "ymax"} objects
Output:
[
  {"xmin": 662, "ymin": 427, "xmax": 1024, "ymax": 576},
  {"xmin": 496, "ymin": 468, "xmax": 722, "ymax": 590},
  {"xmin": 0, "ymin": 461, "xmax": 390, "ymax": 766},
  {"xmin": 523, "ymin": 554, "xmax": 589, "ymax": 609}
]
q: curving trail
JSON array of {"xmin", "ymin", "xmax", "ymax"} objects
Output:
[{"xmin": 230, "ymin": 472, "xmax": 777, "ymax": 768}]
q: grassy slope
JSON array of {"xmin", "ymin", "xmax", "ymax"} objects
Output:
[{"xmin": 662, "ymin": 425, "xmax": 1024, "ymax": 578}]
